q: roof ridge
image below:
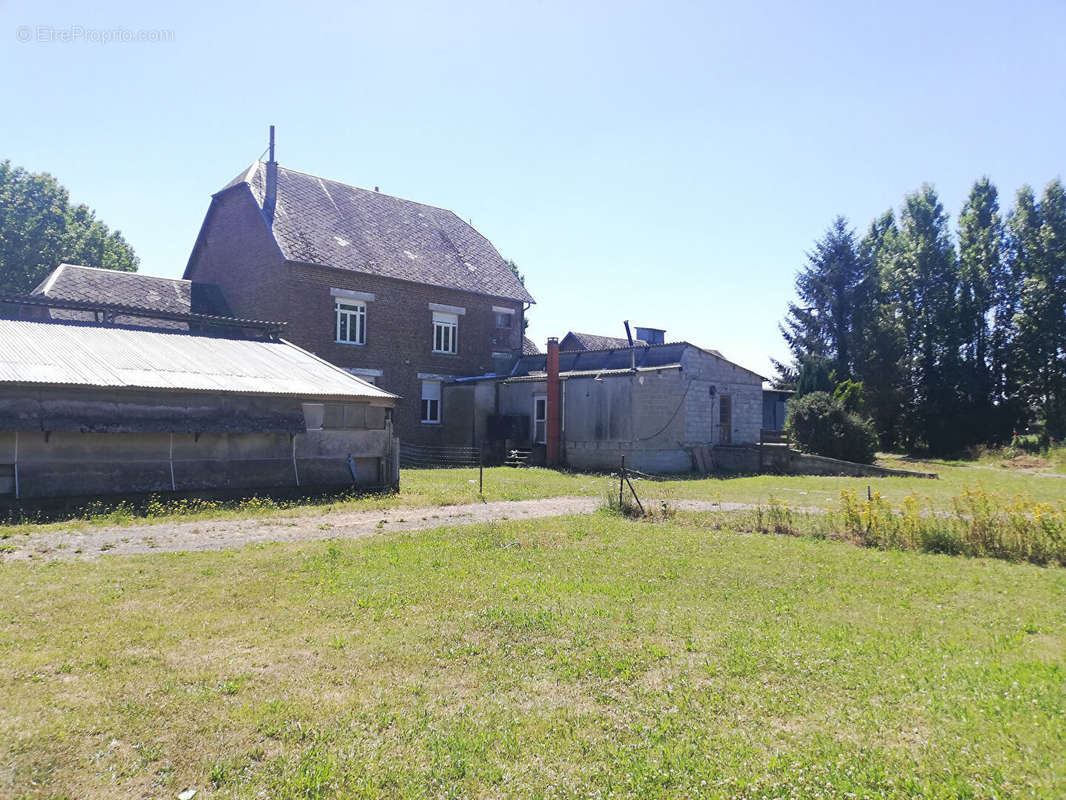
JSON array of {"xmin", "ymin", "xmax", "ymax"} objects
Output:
[
  {"xmin": 58, "ymin": 264, "xmax": 193, "ymax": 285},
  {"xmin": 242, "ymin": 161, "xmax": 471, "ymax": 219}
]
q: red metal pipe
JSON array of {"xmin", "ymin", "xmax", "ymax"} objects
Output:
[{"xmin": 546, "ymin": 336, "xmax": 561, "ymax": 465}]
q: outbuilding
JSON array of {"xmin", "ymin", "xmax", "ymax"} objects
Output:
[
  {"xmin": 443, "ymin": 336, "xmax": 765, "ymax": 473},
  {"xmin": 0, "ymin": 294, "xmax": 398, "ymax": 502}
]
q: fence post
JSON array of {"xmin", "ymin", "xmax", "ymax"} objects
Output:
[
  {"xmin": 619, "ymin": 455, "xmax": 625, "ymax": 509},
  {"xmin": 479, "ymin": 443, "xmax": 484, "ymax": 495}
]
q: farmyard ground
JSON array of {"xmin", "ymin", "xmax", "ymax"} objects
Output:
[{"xmin": 2, "ymin": 505, "xmax": 1064, "ymax": 798}]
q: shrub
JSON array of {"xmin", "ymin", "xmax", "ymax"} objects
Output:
[{"xmin": 786, "ymin": 391, "xmax": 879, "ymax": 464}]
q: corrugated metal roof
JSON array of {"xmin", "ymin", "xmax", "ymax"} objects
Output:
[
  {"xmin": 503, "ymin": 364, "xmax": 683, "ymax": 383},
  {"xmin": 0, "ymin": 319, "xmax": 397, "ymax": 401}
]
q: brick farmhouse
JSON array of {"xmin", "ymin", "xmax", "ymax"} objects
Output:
[{"xmin": 183, "ymin": 158, "xmax": 534, "ymax": 446}]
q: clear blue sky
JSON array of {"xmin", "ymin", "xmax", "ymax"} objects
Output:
[{"xmin": 3, "ymin": 0, "xmax": 1064, "ymax": 376}]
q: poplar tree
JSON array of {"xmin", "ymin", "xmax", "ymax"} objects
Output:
[
  {"xmin": 956, "ymin": 178, "xmax": 1005, "ymax": 441},
  {"xmin": 1012, "ymin": 181, "xmax": 1066, "ymax": 437},
  {"xmin": 883, "ymin": 185, "xmax": 960, "ymax": 452}
]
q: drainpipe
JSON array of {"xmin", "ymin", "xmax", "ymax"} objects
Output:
[
  {"xmin": 546, "ymin": 337, "xmax": 561, "ymax": 466},
  {"xmin": 168, "ymin": 433, "xmax": 176, "ymax": 491}
]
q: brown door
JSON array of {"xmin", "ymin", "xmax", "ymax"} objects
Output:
[{"xmin": 719, "ymin": 395, "xmax": 732, "ymax": 444}]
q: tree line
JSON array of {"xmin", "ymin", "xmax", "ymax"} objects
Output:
[
  {"xmin": 0, "ymin": 160, "xmax": 138, "ymax": 294},
  {"xmin": 776, "ymin": 178, "xmax": 1066, "ymax": 456}
]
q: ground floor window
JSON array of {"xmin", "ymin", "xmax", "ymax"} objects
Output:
[
  {"xmin": 533, "ymin": 394, "xmax": 547, "ymax": 444},
  {"xmin": 421, "ymin": 380, "xmax": 441, "ymax": 424}
]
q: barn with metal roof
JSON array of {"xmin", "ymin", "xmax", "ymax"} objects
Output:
[{"xmin": 0, "ymin": 295, "xmax": 399, "ymax": 502}]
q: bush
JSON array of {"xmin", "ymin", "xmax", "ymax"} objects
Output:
[{"xmin": 786, "ymin": 391, "xmax": 878, "ymax": 464}]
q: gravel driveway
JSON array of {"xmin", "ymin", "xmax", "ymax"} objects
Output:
[{"xmin": 0, "ymin": 497, "xmax": 787, "ymax": 563}]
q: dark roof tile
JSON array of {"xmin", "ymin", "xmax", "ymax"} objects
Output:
[
  {"xmin": 223, "ymin": 163, "xmax": 535, "ymax": 304},
  {"xmin": 34, "ymin": 264, "xmax": 232, "ymax": 317}
]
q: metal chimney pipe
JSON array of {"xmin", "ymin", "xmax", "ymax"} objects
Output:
[
  {"xmin": 263, "ymin": 125, "xmax": 278, "ymax": 226},
  {"xmin": 623, "ymin": 320, "xmax": 635, "ymax": 371}
]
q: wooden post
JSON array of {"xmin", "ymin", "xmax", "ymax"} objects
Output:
[
  {"xmin": 619, "ymin": 455, "xmax": 625, "ymax": 508},
  {"xmin": 479, "ymin": 443, "xmax": 484, "ymax": 495}
]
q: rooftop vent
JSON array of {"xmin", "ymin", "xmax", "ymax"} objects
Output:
[{"xmin": 635, "ymin": 327, "xmax": 665, "ymax": 345}]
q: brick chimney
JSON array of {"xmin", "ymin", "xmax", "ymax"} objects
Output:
[
  {"xmin": 546, "ymin": 336, "xmax": 561, "ymax": 466},
  {"xmin": 263, "ymin": 125, "xmax": 278, "ymax": 227}
]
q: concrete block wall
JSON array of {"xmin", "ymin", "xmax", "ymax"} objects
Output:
[
  {"xmin": 681, "ymin": 349, "xmax": 763, "ymax": 445},
  {"xmin": 0, "ymin": 425, "xmax": 396, "ymax": 500}
]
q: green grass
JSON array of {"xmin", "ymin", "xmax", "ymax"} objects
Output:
[
  {"xmin": 3, "ymin": 456, "xmax": 1065, "ymax": 538},
  {"xmin": 2, "ymin": 513, "xmax": 1063, "ymax": 798}
]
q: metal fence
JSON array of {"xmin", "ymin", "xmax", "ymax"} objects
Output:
[{"xmin": 399, "ymin": 443, "xmax": 481, "ymax": 468}]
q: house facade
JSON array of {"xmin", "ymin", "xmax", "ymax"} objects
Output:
[{"xmin": 183, "ymin": 160, "xmax": 534, "ymax": 445}]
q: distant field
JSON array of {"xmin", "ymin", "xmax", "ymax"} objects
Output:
[
  {"xmin": 2, "ymin": 512, "xmax": 1063, "ymax": 798},
  {"xmin": 2, "ymin": 453, "xmax": 1064, "ymax": 536}
]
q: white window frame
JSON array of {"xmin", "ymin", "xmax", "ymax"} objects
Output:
[
  {"xmin": 432, "ymin": 311, "xmax": 458, "ymax": 354},
  {"xmin": 420, "ymin": 380, "xmax": 442, "ymax": 424},
  {"xmin": 533, "ymin": 393, "xmax": 547, "ymax": 444},
  {"xmin": 335, "ymin": 299, "xmax": 366, "ymax": 345},
  {"xmin": 493, "ymin": 305, "xmax": 515, "ymax": 329}
]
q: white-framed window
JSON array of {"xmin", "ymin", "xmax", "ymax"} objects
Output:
[
  {"xmin": 493, "ymin": 305, "xmax": 515, "ymax": 329},
  {"xmin": 336, "ymin": 300, "xmax": 366, "ymax": 345},
  {"xmin": 421, "ymin": 380, "xmax": 441, "ymax": 424},
  {"xmin": 344, "ymin": 367, "xmax": 382, "ymax": 385},
  {"xmin": 533, "ymin": 394, "xmax": 547, "ymax": 444},
  {"xmin": 432, "ymin": 311, "xmax": 458, "ymax": 354}
]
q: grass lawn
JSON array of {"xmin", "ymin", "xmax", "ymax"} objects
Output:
[
  {"xmin": 4, "ymin": 455, "xmax": 1065, "ymax": 538},
  {"xmin": 2, "ymin": 512, "xmax": 1063, "ymax": 798}
]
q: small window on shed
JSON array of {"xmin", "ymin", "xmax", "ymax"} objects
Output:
[{"xmin": 303, "ymin": 403, "xmax": 325, "ymax": 431}]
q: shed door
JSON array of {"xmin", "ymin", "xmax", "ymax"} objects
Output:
[{"xmin": 719, "ymin": 395, "xmax": 732, "ymax": 444}]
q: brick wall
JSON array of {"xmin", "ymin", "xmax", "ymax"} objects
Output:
[{"xmin": 184, "ymin": 186, "xmax": 527, "ymax": 445}]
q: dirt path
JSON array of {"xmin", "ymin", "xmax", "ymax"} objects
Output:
[{"xmin": 0, "ymin": 498, "xmax": 788, "ymax": 563}]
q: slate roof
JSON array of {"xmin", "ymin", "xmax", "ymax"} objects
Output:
[
  {"xmin": 522, "ymin": 336, "xmax": 541, "ymax": 355},
  {"xmin": 34, "ymin": 264, "xmax": 232, "ymax": 317},
  {"xmin": 217, "ymin": 163, "xmax": 535, "ymax": 304},
  {"xmin": 0, "ymin": 317, "xmax": 396, "ymax": 401},
  {"xmin": 560, "ymin": 331, "xmax": 647, "ymax": 351}
]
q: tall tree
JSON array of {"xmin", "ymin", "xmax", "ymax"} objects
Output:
[
  {"xmin": 956, "ymin": 178, "xmax": 1008, "ymax": 441},
  {"xmin": 886, "ymin": 185, "xmax": 961, "ymax": 453},
  {"xmin": 0, "ymin": 160, "xmax": 138, "ymax": 293},
  {"xmin": 1011, "ymin": 180, "xmax": 1066, "ymax": 437},
  {"xmin": 852, "ymin": 211, "xmax": 906, "ymax": 449},
  {"xmin": 776, "ymin": 216, "xmax": 862, "ymax": 383}
]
